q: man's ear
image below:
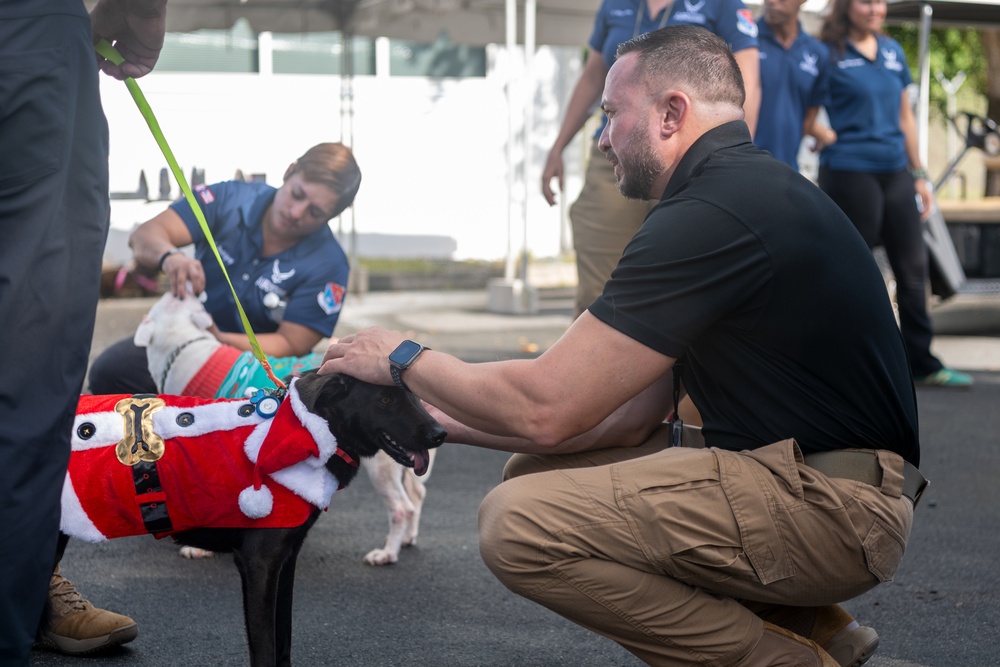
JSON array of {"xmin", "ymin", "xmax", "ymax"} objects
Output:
[{"xmin": 659, "ymin": 91, "xmax": 689, "ymax": 138}]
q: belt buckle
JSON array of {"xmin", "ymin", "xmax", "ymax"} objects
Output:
[{"xmin": 911, "ymin": 477, "xmax": 928, "ymax": 507}]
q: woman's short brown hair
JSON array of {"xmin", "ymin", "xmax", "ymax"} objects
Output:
[{"xmin": 288, "ymin": 142, "xmax": 362, "ymax": 219}]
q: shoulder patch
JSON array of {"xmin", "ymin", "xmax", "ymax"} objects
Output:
[
  {"xmin": 317, "ymin": 282, "xmax": 346, "ymax": 316},
  {"xmin": 737, "ymin": 9, "xmax": 758, "ymax": 38},
  {"xmin": 195, "ymin": 184, "xmax": 215, "ymax": 205}
]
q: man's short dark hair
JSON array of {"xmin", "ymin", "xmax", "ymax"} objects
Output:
[{"xmin": 616, "ymin": 25, "xmax": 745, "ymax": 108}]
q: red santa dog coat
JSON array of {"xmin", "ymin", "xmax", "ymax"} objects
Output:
[{"xmin": 61, "ymin": 379, "xmax": 352, "ymax": 542}]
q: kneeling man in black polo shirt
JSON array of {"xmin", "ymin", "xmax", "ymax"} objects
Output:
[{"xmin": 319, "ymin": 25, "xmax": 923, "ymax": 667}]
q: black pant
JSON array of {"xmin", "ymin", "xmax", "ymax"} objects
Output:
[
  {"xmin": 0, "ymin": 3, "xmax": 109, "ymax": 663},
  {"xmin": 819, "ymin": 166, "xmax": 943, "ymax": 377}
]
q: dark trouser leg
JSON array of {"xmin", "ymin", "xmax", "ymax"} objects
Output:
[
  {"xmin": 87, "ymin": 335, "xmax": 157, "ymax": 395},
  {"xmin": 0, "ymin": 6, "xmax": 109, "ymax": 663},
  {"xmin": 819, "ymin": 167, "xmax": 941, "ymax": 377},
  {"xmin": 878, "ymin": 170, "xmax": 942, "ymax": 376}
]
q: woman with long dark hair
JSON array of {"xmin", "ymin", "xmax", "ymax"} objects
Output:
[{"xmin": 817, "ymin": 0, "xmax": 971, "ymax": 387}]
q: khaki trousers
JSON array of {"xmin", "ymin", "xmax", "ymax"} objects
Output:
[
  {"xmin": 569, "ymin": 141, "xmax": 655, "ymax": 317},
  {"xmin": 478, "ymin": 426, "xmax": 913, "ymax": 666}
]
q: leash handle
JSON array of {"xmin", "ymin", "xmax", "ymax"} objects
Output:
[{"xmin": 96, "ymin": 40, "xmax": 286, "ymax": 391}]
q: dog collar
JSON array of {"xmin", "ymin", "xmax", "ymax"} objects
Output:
[
  {"xmin": 160, "ymin": 336, "xmax": 213, "ymax": 390},
  {"xmin": 334, "ymin": 448, "xmax": 358, "ymax": 469}
]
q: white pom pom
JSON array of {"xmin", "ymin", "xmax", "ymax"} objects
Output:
[{"xmin": 239, "ymin": 485, "xmax": 273, "ymax": 518}]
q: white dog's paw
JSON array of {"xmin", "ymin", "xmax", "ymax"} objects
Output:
[
  {"xmin": 179, "ymin": 546, "xmax": 215, "ymax": 559},
  {"xmin": 363, "ymin": 548, "xmax": 399, "ymax": 566}
]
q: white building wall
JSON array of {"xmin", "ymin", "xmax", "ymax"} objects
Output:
[{"xmin": 101, "ymin": 44, "xmax": 586, "ymax": 263}]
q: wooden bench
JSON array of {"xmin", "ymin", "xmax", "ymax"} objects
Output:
[
  {"xmin": 937, "ymin": 197, "xmax": 1000, "ymax": 224},
  {"xmin": 936, "ymin": 198, "xmax": 1000, "ymax": 278}
]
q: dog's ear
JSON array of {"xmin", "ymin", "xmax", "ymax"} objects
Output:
[
  {"xmin": 294, "ymin": 371, "xmax": 351, "ymax": 412},
  {"xmin": 190, "ymin": 308, "xmax": 214, "ymax": 331},
  {"xmin": 134, "ymin": 315, "xmax": 155, "ymax": 347}
]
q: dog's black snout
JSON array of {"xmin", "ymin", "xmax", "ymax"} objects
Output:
[{"xmin": 429, "ymin": 424, "xmax": 447, "ymax": 447}]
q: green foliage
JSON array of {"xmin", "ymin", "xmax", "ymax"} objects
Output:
[{"xmin": 885, "ymin": 24, "xmax": 986, "ymax": 120}]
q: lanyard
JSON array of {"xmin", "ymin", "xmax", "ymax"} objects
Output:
[
  {"xmin": 633, "ymin": 1, "xmax": 672, "ymax": 39},
  {"xmin": 95, "ymin": 39, "xmax": 287, "ymax": 392}
]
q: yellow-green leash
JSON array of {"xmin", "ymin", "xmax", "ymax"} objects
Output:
[{"xmin": 95, "ymin": 39, "xmax": 286, "ymax": 392}]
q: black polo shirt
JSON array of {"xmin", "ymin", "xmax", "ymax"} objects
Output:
[{"xmin": 590, "ymin": 121, "xmax": 919, "ymax": 465}]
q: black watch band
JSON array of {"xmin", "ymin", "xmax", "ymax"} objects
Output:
[
  {"xmin": 389, "ymin": 365, "xmax": 410, "ymax": 392},
  {"xmin": 388, "ymin": 340, "xmax": 428, "ymax": 393}
]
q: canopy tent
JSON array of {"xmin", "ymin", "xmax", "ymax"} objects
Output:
[
  {"xmin": 89, "ymin": 0, "xmax": 601, "ymax": 305},
  {"xmin": 131, "ymin": 0, "xmax": 598, "ymax": 47}
]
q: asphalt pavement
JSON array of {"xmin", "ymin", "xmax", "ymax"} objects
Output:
[{"xmin": 31, "ymin": 288, "xmax": 1000, "ymax": 667}]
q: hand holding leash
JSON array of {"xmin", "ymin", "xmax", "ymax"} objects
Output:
[{"xmin": 91, "ymin": 0, "xmax": 167, "ymax": 80}]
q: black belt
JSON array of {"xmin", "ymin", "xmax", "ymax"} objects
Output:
[
  {"xmin": 804, "ymin": 450, "xmax": 928, "ymax": 506},
  {"xmin": 132, "ymin": 460, "xmax": 174, "ymax": 534}
]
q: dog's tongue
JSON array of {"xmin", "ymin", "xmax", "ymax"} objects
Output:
[{"xmin": 408, "ymin": 449, "xmax": 430, "ymax": 476}]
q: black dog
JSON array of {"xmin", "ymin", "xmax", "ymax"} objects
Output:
[{"xmin": 51, "ymin": 371, "xmax": 446, "ymax": 666}]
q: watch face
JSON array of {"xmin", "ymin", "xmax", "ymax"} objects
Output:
[{"xmin": 389, "ymin": 339, "xmax": 424, "ymax": 367}]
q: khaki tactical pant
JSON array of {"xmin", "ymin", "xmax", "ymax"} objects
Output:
[{"xmin": 479, "ymin": 426, "xmax": 913, "ymax": 666}]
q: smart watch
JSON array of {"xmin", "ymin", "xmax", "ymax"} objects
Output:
[{"xmin": 388, "ymin": 340, "xmax": 428, "ymax": 392}]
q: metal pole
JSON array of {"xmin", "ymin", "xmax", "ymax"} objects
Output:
[
  {"xmin": 504, "ymin": 0, "xmax": 517, "ymax": 282},
  {"xmin": 521, "ymin": 0, "xmax": 536, "ymax": 284},
  {"xmin": 917, "ymin": 2, "xmax": 932, "ymax": 167}
]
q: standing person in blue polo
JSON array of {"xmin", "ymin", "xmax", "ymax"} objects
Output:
[
  {"xmin": 541, "ymin": 0, "xmax": 761, "ymax": 318},
  {"xmin": 816, "ymin": 0, "xmax": 972, "ymax": 387},
  {"xmin": 754, "ymin": 0, "xmax": 835, "ymax": 169},
  {"xmin": 88, "ymin": 142, "xmax": 361, "ymax": 395}
]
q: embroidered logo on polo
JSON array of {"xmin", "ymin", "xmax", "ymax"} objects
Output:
[
  {"xmin": 799, "ymin": 52, "xmax": 819, "ymax": 77},
  {"xmin": 318, "ymin": 282, "xmax": 346, "ymax": 315},
  {"xmin": 736, "ymin": 9, "xmax": 758, "ymax": 37},
  {"xmin": 837, "ymin": 57, "xmax": 866, "ymax": 69},
  {"xmin": 255, "ymin": 276, "xmax": 288, "ymax": 301},
  {"xmin": 882, "ymin": 48, "xmax": 904, "ymax": 71},
  {"xmin": 216, "ymin": 245, "xmax": 235, "ymax": 266},
  {"xmin": 674, "ymin": 0, "xmax": 707, "ymax": 24},
  {"xmin": 255, "ymin": 261, "xmax": 292, "ymax": 302},
  {"xmin": 270, "ymin": 260, "xmax": 296, "ymax": 285}
]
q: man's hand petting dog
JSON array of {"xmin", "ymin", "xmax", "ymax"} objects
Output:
[{"xmin": 320, "ymin": 327, "xmax": 408, "ymax": 387}]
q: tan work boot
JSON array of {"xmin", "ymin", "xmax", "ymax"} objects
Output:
[
  {"xmin": 810, "ymin": 605, "xmax": 879, "ymax": 667},
  {"xmin": 35, "ymin": 566, "xmax": 138, "ymax": 655},
  {"xmin": 752, "ymin": 604, "xmax": 878, "ymax": 667},
  {"xmin": 740, "ymin": 622, "xmax": 839, "ymax": 666}
]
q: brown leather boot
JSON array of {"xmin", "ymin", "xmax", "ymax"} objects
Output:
[
  {"xmin": 751, "ymin": 604, "xmax": 879, "ymax": 667},
  {"xmin": 739, "ymin": 622, "xmax": 839, "ymax": 666},
  {"xmin": 34, "ymin": 566, "xmax": 139, "ymax": 655}
]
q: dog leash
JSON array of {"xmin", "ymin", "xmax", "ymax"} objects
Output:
[{"xmin": 95, "ymin": 39, "xmax": 287, "ymax": 394}]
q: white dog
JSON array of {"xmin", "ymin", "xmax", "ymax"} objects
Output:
[{"xmin": 133, "ymin": 292, "xmax": 437, "ymax": 565}]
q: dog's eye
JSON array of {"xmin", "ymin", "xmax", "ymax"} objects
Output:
[
  {"xmin": 378, "ymin": 396, "xmax": 393, "ymax": 407},
  {"xmin": 176, "ymin": 412, "xmax": 194, "ymax": 427},
  {"xmin": 77, "ymin": 422, "xmax": 96, "ymax": 440}
]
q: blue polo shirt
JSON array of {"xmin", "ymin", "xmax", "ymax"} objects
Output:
[
  {"xmin": 590, "ymin": 0, "xmax": 759, "ymax": 136},
  {"xmin": 819, "ymin": 35, "xmax": 911, "ymax": 172},
  {"xmin": 754, "ymin": 20, "xmax": 829, "ymax": 169},
  {"xmin": 170, "ymin": 180, "xmax": 349, "ymax": 337}
]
